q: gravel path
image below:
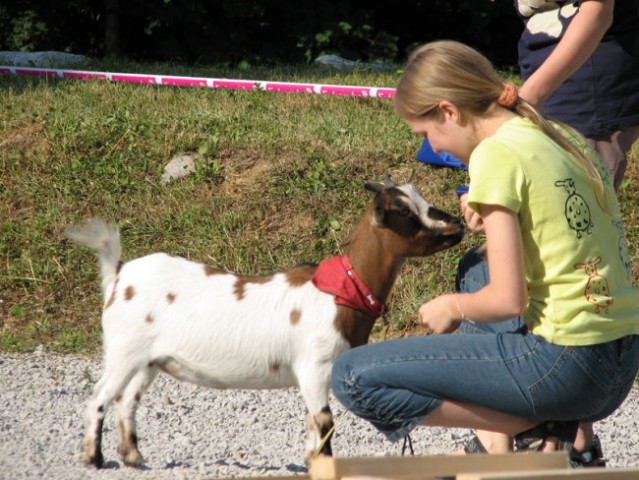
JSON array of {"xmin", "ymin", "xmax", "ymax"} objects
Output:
[{"xmin": 1, "ymin": 349, "xmax": 638, "ymax": 479}]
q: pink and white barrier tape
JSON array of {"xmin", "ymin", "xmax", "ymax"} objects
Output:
[{"xmin": 0, "ymin": 66, "xmax": 396, "ymax": 98}]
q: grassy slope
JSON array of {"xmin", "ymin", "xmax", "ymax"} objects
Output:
[{"xmin": 1, "ymin": 62, "xmax": 638, "ymax": 353}]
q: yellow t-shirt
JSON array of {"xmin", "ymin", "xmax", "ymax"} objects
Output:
[{"xmin": 467, "ymin": 117, "xmax": 639, "ymax": 346}]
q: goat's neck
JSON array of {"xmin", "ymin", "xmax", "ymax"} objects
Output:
[
  {"xmin": 336, "ymin": 218, "xmax": 405, "ymax": 348},
  {"xmin": 344, "ymin": 220, "xmax": 405, "ymax": 305}
]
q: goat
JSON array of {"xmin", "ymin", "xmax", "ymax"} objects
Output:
[{"xmin": 66, "ymin": 177, "xmax": 464, "ymax": 469}]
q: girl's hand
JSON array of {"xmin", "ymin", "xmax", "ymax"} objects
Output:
[
  {"xmin": 418, "ymin": 294, "xmax": 461, "ymax": 334},
  {"xmin": 460, "ymin": 193, "xmax": 485, "ymax": 234}
]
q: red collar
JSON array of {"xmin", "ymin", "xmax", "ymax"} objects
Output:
[{"xmin": 312, "ymin": 255, "xmax": 387, "ymax": 318}]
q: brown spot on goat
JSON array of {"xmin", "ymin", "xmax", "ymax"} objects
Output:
[
  {"xmin": 285, "ymin": 264, "xmax": 316, "ymax": 287},
  {"xmin": 270, "ymin": 362, "xmax": 280, "ymax": 373},
  {"xmin": 104, "ymin": 276, "xmax": 119, "ymax": 310},
  {"xmin": 115, "ymin": 394, "xmax": 122, "ymax": 403},
  {"xmin": 233, "ymin": 275, "xmax": 272, "ymax": 300},
  {"xmin": 290, "ymin": 309, "xmax": 301, "ymax": 325},
  {"xmin": 203, "ymin": 265, "xmax": 223, "ymax": 276},
  {"xmin": 124, "ymin": 285, "xmax": 135, "ymax": 301},
  {"xmin": 166, "ymin": 293, "xmax": 176, "ymax": 304},
  {"xmin": 145, "ymin": 313, "xmax": 154, "ymax": 324}
]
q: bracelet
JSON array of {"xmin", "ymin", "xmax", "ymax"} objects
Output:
[{"xmin": 455, "ymin": 294, "xmax": 475, "ymax": 324}]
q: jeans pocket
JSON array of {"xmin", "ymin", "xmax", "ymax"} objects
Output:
[{"xmin": 529, "ymin": 346, "xmax": 609, "ymax": 420}]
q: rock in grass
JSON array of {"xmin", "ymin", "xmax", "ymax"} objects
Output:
[
  {"xmin": 0, "ymin": 51, "xmax": 89, "ymax": 68},
  {"xmin": 161, "ymin": 155, "xmax": 198, "ymax": 183}
]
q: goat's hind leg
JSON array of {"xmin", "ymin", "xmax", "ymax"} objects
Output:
[
  {"xmin": 83, "ymin": 362, "xmax": 141, "ymax": 468},
  {"xmin": 114, "ymin": 365, "xmax": 158, "ymax": 467}
]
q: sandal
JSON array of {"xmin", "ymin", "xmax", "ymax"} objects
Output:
[
  {"xmin": 569, "ymin": 434, "xmax": 606, "ymax": 468},
  {"xmin": 464, "ymin": 434, "xmax": 488, "ymax": 454},
  {"xmin": 514, "ymin": 420, "xmax": 579, "ymax": 452}
]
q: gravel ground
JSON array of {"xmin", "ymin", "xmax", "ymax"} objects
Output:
[{"xmin": 1, "ymin": 349, "xmax": 638, "ymax": 480}]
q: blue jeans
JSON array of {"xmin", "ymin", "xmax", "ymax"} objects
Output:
[{"xmin": 331, "ymin": 247, "xmax": 639, "ymax": 442}]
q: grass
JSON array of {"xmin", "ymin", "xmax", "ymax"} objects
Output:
[{"xmin": 1, "ymin": 60, "xmax": 638, "ymax": 354}]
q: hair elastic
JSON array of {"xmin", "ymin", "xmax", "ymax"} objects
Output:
[{"xmin": 498, "ymin": 82, "xmax": 518, "ymax": 109}]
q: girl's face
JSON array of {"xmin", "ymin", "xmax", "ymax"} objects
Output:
[{"xmin": 405, "ymin": 101, "xmax": 475, "ymax": 164}]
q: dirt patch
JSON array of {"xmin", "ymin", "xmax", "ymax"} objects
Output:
[{"xmin": 1, "ymin": 124, "xmax": 51, "ymax": 159}]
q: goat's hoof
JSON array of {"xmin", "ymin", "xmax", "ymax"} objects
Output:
[
  {"xmin": 122, "ymin": 452, "xmax": 144, "ymax": 468},
  {"xmin": 83, "ymin": 450, "xmax": 105, "ymax": 469}
]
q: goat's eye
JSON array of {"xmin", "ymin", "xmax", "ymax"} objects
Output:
[{"xmin": 397, "ymin": 207, "xmax": 411, "ymax": 217}]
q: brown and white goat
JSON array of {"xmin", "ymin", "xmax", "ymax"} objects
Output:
[{"xmin": 67, "ymin": 177, "xmax": 463, "ymax": 469}]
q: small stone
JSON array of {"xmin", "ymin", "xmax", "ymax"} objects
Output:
[{"xmin": 161, "ymin": 155, "xmax": 197, "ymax": 184}]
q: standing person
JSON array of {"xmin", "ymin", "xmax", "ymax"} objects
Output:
[
  {"xmin": 517, "ymin": 0, "xmax": 639, "ymax": 190},
  {"xmin": 420, "ymin": 0, "xmax": 639, "ymax": 186},
  {"xmin": 464, "ymin": 0, "xmax": 639, "ymax": 464},
  {"xmin": 331, "ymin": 40, "xmax": 639, "ymax": 459}
]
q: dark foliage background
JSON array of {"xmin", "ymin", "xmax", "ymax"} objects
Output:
[{"xmin": 0, "ymin": 0, "xmax": 522, "ymax": 67}]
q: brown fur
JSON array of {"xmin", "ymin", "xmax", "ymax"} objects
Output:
[
  {"xmin": 124, "ymin": 285, "xmax": 135, "ymax": 301},
  {"xmin": 233, "ymin": 275, "xmax": 273, "ymax": 300}
]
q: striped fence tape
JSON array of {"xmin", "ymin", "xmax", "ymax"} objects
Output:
[{"xmin": 0, "ymin": 66, "xmax": 396, "ymax": 98}]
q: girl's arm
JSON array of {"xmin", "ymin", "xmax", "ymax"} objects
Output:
[
  {"xmin": 519, "ymin": 0, "xmax": 614, "ymax": 107},
  {"xmin": 418, "ymin": 205, "xmax": 527, "ymax": 333}
]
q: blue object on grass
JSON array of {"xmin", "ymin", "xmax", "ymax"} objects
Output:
[
  {"xmin": 416, "ymin": 139, "xmax": 466, "ymax": 170},
  {"xmin": 455, "ymin": 185, "xmax": 469, "ymax": 197}
]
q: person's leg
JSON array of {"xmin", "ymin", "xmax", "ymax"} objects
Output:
[
  {"xmin": 455, "ymin": 247, "xmax": 522, "ymax": 453},
  {"xmin": 421, "ymin": 399, "xmax": 537, "ymax": 435},
  {"xmin": 457, "ymin": 248, "xmax": 601, "ymax": 456},
  {"xmin": 456, "ymin": 247, "xmax": 616, "ymax": 464},
  {"xmin": 332, "ymin": 323, "xmax": 634, "ymax": 444},
  {"xmin": 331, "ymin": 332, "xmax": 546, "ymax": 443},
  {"xmin": 586, "ymin": 126, "xmax": 639, "ymax": 191}
]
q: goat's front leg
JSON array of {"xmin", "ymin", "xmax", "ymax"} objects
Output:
[
  {"xmin": 306, "ymin": 405, "xmax": 334, "ymax": 460},
  {"xmin": 299, "ymin": 369, "xmax": 334, "ymax": 465}
]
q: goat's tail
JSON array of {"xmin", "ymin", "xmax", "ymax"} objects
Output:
[{"xmin": 66, "ymin": 218, "xmax": 122, "ymax": 294}]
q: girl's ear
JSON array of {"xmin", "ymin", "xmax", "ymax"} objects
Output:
[{"xmin": 438, "ymin": 100, "xmax": 459, "ymax": 121}]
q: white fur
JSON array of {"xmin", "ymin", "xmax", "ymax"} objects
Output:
[{"xmin": 67, "ymin": 220, "xmax": 348, "ymax": 467}]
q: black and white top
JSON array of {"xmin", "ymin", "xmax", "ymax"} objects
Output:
[{"xmin": 515, "ymin": 0, "xmax": 639, "ymax": 136}]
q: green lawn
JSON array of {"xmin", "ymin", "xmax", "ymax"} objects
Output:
[{"xmin": 1, "ymin": 61, "xmax": 637, "ymax": 353}]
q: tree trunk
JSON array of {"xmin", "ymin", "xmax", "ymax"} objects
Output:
[{"xmin": 104, "ymin": 0, "xmax": 120, "ymax": 56}]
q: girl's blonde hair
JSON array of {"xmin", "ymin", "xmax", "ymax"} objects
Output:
[{"xmin": 395, "ymin": 40, "xmax": 608, "ymax": 209}]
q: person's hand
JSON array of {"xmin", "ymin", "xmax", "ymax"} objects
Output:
[
  {"xmin": 459, "ymin": 193, "xmax": 485, "ymax": 234},
  {"xmin": 418, "ymin": 294, "xmax": 461, "ymax": 334}
]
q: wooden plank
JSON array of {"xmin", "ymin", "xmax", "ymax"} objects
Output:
[
  {"xmin": 228, "ymin": 477, "xmax": 310, "ymax": 480},
  {"xmin": 457, "ymin": 467, "xmax": 639, "ymax": 480},
  {"xmin": 310, "ymin": 452, "xmax": 569, "ymax": 480},
  {"xmin": 229, "ymin": 477, "xmax": 310, "ymax": 480}
]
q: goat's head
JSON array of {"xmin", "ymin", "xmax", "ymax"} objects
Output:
[{"xmin": 363, "ymin": 176, "xmax": 464, "ymax": 257}]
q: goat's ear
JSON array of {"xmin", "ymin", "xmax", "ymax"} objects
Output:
[
  {"xmin": 365, "ymin": 182, "xmax": 388, "ymax": 225},
  {"xmin": 382, "ymin": 175, "xmax": 397, "ymax": 188},
  {"xmin": 364, "ymin": 181, "xmax": 386, "ymax": 194},
  {"xmin": 372, "ymin": 194, "xmax": 387, "ymax": 225}
]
